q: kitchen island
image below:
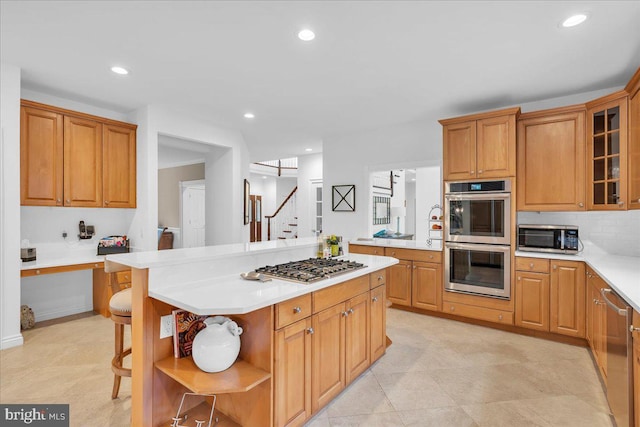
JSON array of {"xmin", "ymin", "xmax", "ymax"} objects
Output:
[{"xmin": 105, "ymin": 238, "xmax": 398, "ymax": 427}]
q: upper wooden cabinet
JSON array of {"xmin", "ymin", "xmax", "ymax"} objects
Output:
[
  {"xmin": 20, "ymin": 107, "xmax": 64, "ymax": 206},
  {"xmin": 516, "ymin": 106, "xmax": 586, "ymax": 211},
  {"xmin": 626, "ymin": 67, "xmax": 640, "ymax": 210},
  {"xmin": 20, "ymin": 100, "xmax": 137, "ymax": 208},
  {"xmin": 440, "ymin": 107, "xmax": 519, "ymax": 180},
  {"xmin": 586, "ymin": 92, "xmax": 629, "ymax": 210}
]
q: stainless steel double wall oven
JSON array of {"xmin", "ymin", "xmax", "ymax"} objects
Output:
[{"xmin": 444, "ymin": 179, "xmax": 511, "ymax": 299}]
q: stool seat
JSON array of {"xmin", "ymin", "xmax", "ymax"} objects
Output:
[{"xmin": 109, "ymin": 289, "xmax": 132, "ymax": 399}]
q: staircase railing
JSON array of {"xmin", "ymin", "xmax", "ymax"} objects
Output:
[{"xmin": 265, "ymin": 186, "xmax": 298, "ymax": 240}]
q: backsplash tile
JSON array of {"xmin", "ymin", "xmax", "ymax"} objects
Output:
[{"xmin": 517, "ymin": 210, "xmax": 640, "ymax": 257}]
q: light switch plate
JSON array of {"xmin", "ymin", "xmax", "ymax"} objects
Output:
[{"xmin": 160, "ymin": 315, "xmax": 174, "ymax": 339}]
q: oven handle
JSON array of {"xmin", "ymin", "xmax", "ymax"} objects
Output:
[
  {"xmin": 600, "ymin": 288, "xmax": 628, "ymax": 316},
  {"xmin": 445, "ymin": 242, "xmax": 511, "ymax": 252},
  {"xmin": 444, "ymin": 192, "xmax": 511, "ymax": 201}
]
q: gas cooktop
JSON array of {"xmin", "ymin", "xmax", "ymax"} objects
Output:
[{"xmin": 254, "ymin": 258, "xmax": 367, "ymax": 284}]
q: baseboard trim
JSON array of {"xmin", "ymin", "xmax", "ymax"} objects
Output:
[
  {"xmin": 34, "ymin": 305, "xmax": 94, "ymax": 323},
  {"xmin": 1, "ymin": 333, "xmax": 24, "ymax": 350}
]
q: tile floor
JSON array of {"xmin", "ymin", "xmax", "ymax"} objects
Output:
[{"xmin": 0, "ymin": 309, "xmax": 613, "ymax": 426}]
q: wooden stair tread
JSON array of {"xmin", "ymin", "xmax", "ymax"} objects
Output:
[{"xmin": 155, "ymin": 357, "xmax": 271, "ymax": 395}]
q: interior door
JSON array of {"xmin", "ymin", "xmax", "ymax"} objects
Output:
[
  {"xmin": 181, "ymin": 183, "xmax": 205, "ymax": 248},
  {"xmin": 250, "ymin": 194, "xmax": 262, "ymax": 242}
]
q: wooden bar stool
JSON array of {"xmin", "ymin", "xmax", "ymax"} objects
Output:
[{"xmin": 109, "ymin": 287, "xmax": 132, "ymax": 399}]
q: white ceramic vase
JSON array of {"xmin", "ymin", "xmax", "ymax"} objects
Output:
[{"xmin": 192, "ymin": 316, "xmax": 243, "ymax": 373}]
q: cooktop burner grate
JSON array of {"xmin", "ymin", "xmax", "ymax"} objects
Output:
[{"xmin": 254, "ymin": 258, "xmax": 367, "ymax": 283}]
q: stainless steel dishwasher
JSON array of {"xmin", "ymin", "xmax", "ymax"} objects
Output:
[{"xmin": 600, "ymin": 287, "xmax": 634, "ymax": 427}]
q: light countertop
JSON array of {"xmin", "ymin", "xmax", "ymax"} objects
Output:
[
  {"xmin": 349, "ymin": 238, "xmax": 443, "ymax": 252},
  {"xmin": 516, "ymin": 242, "xmax": 640, "ymax": 312},
  {"xmin": 20, "ymin": 242, "xmax": 105, "ymax": 271},
  {"xmin": 149, "ymin": 254, "xmax": 398, "ymax": 315}
]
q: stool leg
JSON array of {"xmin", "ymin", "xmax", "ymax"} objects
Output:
[{"xmin": 112, "ymin": 323, "xmax": 124, "ymax": 399}]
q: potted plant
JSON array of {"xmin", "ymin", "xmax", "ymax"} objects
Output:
[{"xmin": 327, "ymin": 235, "xmax": 340, "ymax": 257}]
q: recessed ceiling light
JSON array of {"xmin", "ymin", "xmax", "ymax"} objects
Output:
[
  {"xmin": 244, "ymin": 113, "xmax": 255, "ymax": 119},
  {"xmin": 262, "ymin": 176, "xmax": 267, "ymax": 179},
  {"xmin": 305, "ymin": 148, "xmax": 313, "ymax": 152},
  {"xmin": 110, "ymin": 66, "xmax": 129, "ymax": 75},
  {"xmin": 411, "ymin": 178, "xmax": 416, "ymax": 182},
  {"xmin": 561, "ymin": 14, "xmax": 588, "ymax": 28},
  {"xmin": 298, "ymin": 29, "xmax": 315, "ymax": 41}
]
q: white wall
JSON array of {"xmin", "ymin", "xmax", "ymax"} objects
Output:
[
  {"xmin": 405, "ymin": 180, "xmax": 416, "ymax": 236},
  {"xmin": 1, "ymin": 63, "xmax": 22, "ymax": 349},
  {"xmin": 415, "ymin": 166, "xmax": 442, "ymax": 244},
  {"xmin": 323, "ymin": 119, "xmax": 442, "ymax": 241},
  {"xmin": 296, "ymin": 153, "xmax": 323, "ymax": 238},
  {"xmin": 127, "ymin": 105, "xmax": 250, "ymax": 250}
]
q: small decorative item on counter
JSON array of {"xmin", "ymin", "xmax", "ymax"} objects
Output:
[
  {"xmin": 97, "ymin": 235, "xmax": 130, "ymax": 255},
  {"xmin": 20, "ymin": 305, "xmax": 35, "ymax": 330},
  {"xmin": 431, "ymin": 224, "xmax": 442, "ymax": 230},
  {"xmin": 191, "ymin": 316, "xmax": 243, "ymax": 373},
  {"xmin": 327, "ymin": 235, "xmax": 340, "ymax": 257},
  {"xmin": 431, "ymin": 215, "xmax": 438, "ymax": 220}
]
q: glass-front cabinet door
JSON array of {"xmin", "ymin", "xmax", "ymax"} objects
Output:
[{"xmin": 587, "ymin": 93, "xmax": 628, "ymax": 210}]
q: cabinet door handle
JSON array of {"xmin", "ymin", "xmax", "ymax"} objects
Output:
[
  {"xmin": 630, "ymin": 325, "xmax": 640, "ymax": 333},
  {"xmin": 552, "ymin": 265, "xmax": 557, "ymax": 270},
  {"xmin": 104, "ymin": 201, "xmax": 110, "ymax": 205},
  {"xmin": 347, "ymin": 308, "xmax": 354, "ymax": 315},
  {"xmin": 618, "ymin": 201, "xmax": 624, "ymax": 207},
  {"xmin": 470, "ymin": 171, "xmax": 475, "ymax": 175},
  {"xmin": 529, "ymin": 263, "xmax": 534, "ymax": 268},
  {"xmin": 293, "ymin": 306, "xmax": 301, "ymax": 314},
  {"xmin": 342, "ymin": 311, "xmax": 349, "ymax": 317},
  {"xmin": 498, "ymin": 314, "xmax": 503, "ymax": 321},
  {"xmin": 307, "ymin": 327, "xmax": 314, "ymax": 334},
  {"xmin": 478, "ymin": 170, "xmax": 483, "ymax": 174},
  {"xmin": 413, "ymin": 265, "xmax": 416, "ymax": 269},
  {"xmin": 517, "ymin": 276, "xmax": 521, "ymax": 281},
  {"xmin": 593, "ymin": 299, "xmax": 600, "ymax": 305},
  {"xmin": 36, "ymin": 270, "xmax": 40, "ymax": 275},
  {"xmin": 56, "ymin": 198, "xmax": 61, "ymax": 204},
  {"xmin": 66, "ymin": 199, "xmax": 70, "ymax": 204},
  {"xmin": 450, "ymin": 306, "xmax": 455, "ymax": 312},
  {"xmin": 372, "ymin": 296, "xmax": 379, "ymax": 302},
  {"xmin": 377, "ymin": 275, "xmax": 383, "ymax": 281},
  {"xmin": 391, "ymin": 251, "xmax": 396, "ymax": 256},
  {"xmin": 578, "ymin": 202, "xmax": 584, "ymax": 208},
  {"xmin": 429, "ymin": 255, "xmax": 434, "ymax": 259},
  {"xmin": 637, "ymin": 198, "xmax": 640, "ymax": 203}
]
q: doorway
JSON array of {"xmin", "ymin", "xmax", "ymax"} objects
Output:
[
  {"xmin": 250, "ymin": 194, "xmax": 262, "ymax": 242},
  {"xmin": 180, "ymin": 180, "xmax": 206, "ymax": 248}
]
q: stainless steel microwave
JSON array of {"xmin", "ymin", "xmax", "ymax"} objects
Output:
[{"xmin": 517, "ymin": 225, "xmax": 579, "ymax": 254}]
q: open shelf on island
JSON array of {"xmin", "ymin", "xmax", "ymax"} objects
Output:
[{"xmin": 155, "ymin": 356, "xmax": 271, "ymax": 395}]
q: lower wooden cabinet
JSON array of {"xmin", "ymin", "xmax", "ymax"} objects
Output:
[
  {"xmin": 586, "ymin": 267, "xmax": 608, "ymax": 383},
  {"xmin": 514, "ymin": 258, "xmax": 585, "ymax": 338},
  {"xmin": 515, "ymin": 271, "xmax": 550, "ymax": 331},
  {"xmin": 275, "ymin": 318, "xmax": 312, "ymax": 427},
  {"xmin": 275, "ymin": 272, "xmax": 387, "ymax": 426},
  {"xmin": 370, "ymin": 285, "xmax": 387, "ymax": 363},
  {"xmin": 412, "ymin": 262, "xmax": 442, "ymax": 311},
  {"xmin": 550, "ymin": 260, "xmax": 585, "ymax": 338},
  {"xmin": 387, "ymin": 260, "xmax": 412, "ymax": 306}
]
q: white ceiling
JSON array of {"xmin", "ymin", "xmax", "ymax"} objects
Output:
[{"xmin": 2, "ymin": 1, "xmax": 640, "ymax": 161}]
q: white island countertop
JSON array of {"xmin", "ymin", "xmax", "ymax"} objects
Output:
[
  {"xmin": 516, "ymin": 242, "xmax": 640, "ymax": 312},
  {"xmin": 106, "ymin": 238, "xmax": 399, "ymax": 315}
]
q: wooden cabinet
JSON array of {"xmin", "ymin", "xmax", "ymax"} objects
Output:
[
  {"xmin": 412, "ymin": 261, "xmax": 442, "ymax": 311},
  {"xmin": 514, "ymin": 257, "xmax": 584, "ymax": 338},
  {"xmin": 516, "ymin": 106, "xmax": 586, "ymax": 211},
  {"xmin": 20, "ymin": 100, "xmax": 137, "ymax": 208},
  {"xmin": 586, "ymin": 267, "xmax": 608, "ymax": 383},
  {"xmin": 348, "ymin": 243, "xmax": 384, "ymax": 256},
  {"xmin": 344, "ymin": 292, "xmax": 370, "ymax": 384},
  {"xmin": 440, "ymin": 107, "xmax": 519, "ymax": 180},
  {"xmin": 550, "ymin": 260, "xmax": 585, "ymax": 338},
  {"xmin": 586, "ymin": 92, "xmax": 629, "ymax": 210},
  {"xmin": 103, "ymin": 124, "xmax": 137, "ymax": 208},
  {"xmin": 20, "ymin": 107, "xmax": 64, "ymax": 206},
  {"xmin": 63, "ymin": 115, "xmax": 103, "ymax": 207},
  {"xmin": 275, "ymin": 317, "xmax": 312, "ymax": 427},
  {"xmin": 311, "ymin": 303, "xmax": 344, "ymax": 412},
  {"xmin": 387, "ymin": 259, "xmax": 412, "ymax": 306},
  {"xmin": 370, "ymin": 284, "xmax": 386, "ymax": 363},
  {"xmin": 626, "ymin": 68, "xmax": 640, "ymax": 210},
  {"xmin": 515, "ymin": 271, "xmax": 550, "ymax": 331},
  {"xmin": 384, "ymin": 247, "xmax": 442, "ymax": 310}
]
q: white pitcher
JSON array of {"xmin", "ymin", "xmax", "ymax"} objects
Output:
[{"xmin": 192, "ymin": 316, "xmax": 243, "ymax": 373}]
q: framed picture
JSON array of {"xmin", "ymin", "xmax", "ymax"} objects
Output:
[
  {"xmin": 373, "ymin": 196, "xmax": 390, "ymax": 224},
  {"xmin": 332, "ymin": 185, "xmax": 356, "ymax": 212},
  {"xmin": 244, "ymin": 179, "xmax": 250, "ymax": 225}
]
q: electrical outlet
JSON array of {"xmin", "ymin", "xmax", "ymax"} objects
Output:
[{"xmin": 160, "ymin": 315, "xmax": 174, "ymax": 339}]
